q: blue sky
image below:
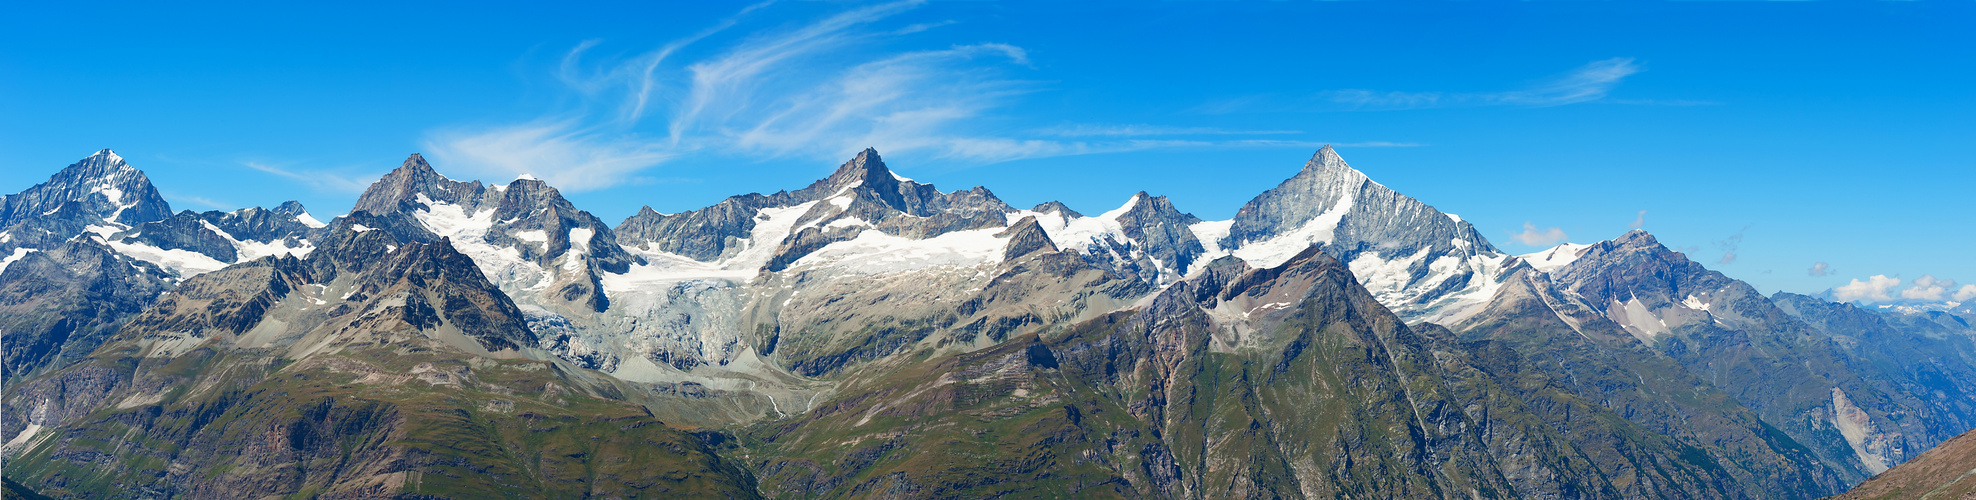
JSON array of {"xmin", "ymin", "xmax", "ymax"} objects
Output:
[{"xmin": 2, "ymin": 1, "xmax": 1970, "ymax": 299}]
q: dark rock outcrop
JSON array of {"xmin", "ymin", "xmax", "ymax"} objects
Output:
[{"xmin": 0, "ymin": 239, "xmax": 174, "ymax": 384}]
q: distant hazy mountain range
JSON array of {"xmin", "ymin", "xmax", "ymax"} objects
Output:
[{"xmin": 3, "ymin": 147, "xmax": 1970, "ymax": 499}]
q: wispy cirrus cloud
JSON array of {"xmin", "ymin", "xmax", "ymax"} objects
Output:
[
  {"xmin": 242, "ymin": 161, "xmax": 378, "ymax": 194},
  {"xmin": 424, "ymin": 1, "xmax": 1377, "ymax": 191},
  {"xmin": 1201, "ymin": 58, "xmax": 1686, "ymax": 114},
  {"xmin": 424, "ymin": 120, "xmax": 677, "ymax": 191},
  {"xmin": 163, "ymin": 192, "xmax": 233, "ymax": 210},
  {"xmin": 1034, "ymin": 124, "xmax": 1303, "ymax": 137},
  {"xmin": 1327, "ymin": 58, "xmax": 1641, "ymax": 110}
]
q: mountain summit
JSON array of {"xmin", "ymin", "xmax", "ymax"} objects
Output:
[
  {"xmin": 0, "ymin": 149, "xmax": 172, "ymax": 228},
  {"xmin": 3, "ymin": 146, "xmax": 1974, "ymax": 499}
]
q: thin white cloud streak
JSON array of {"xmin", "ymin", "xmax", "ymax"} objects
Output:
[
  {"xmin": 427, "ymin": 2, "xmax": 1391, "ymax": 190},
  {"xmin": 163, "ymin": 193, "xmax": 232, "ymax": 210},
  {"xmin": 1629, "ymin": 210, "xmax": 1647, "ymax": 229},
  {"xmin": 1509, "ymin": 222, "xmax": 1568, "ymax": 247},
  {"xmin": 243, "ymin": 161, "xmax": 376, "ymax": 194},
  {"xmin": 1199, "ymin": 58, "xmax": 1651, "ymax": 114},
  {"xmin": 1036, "ymin": 124, "xmax": 1303, "ymax": 137},
  {"xmin": 1327, "ymin": 58, "xmax": 1641, "ymax": 110},
  {"xmin": 668, "ymin": 0, "xmax": 928, "ymax": 145}
]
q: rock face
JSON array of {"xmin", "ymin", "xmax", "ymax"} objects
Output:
[
  {"xmin": 748, "ymin": 247, "xmax": 1790, "ymax": 499},
  {"xmin": 1, "ymin": 149, "xmax": 174, "ymax": 259},
  {"xmin": 615, "ymin": 148, "xmax": 1015, "ymax": 267},
  {"xmin": 0, "ymin": 150, "xmax": 185, "ymax": 385},
  {"xmin": 112, "ymin": 210, "xmax": 242, "ymax": 262},
  {"xmin": 1449, "ymin": 230, "xmax": 1976, "ymax": 494},
  {"xmin": 350, "ymin": 153, "xmax": 487, "ymax": 215},
  {"xmin": 1449, "ymin": 260, "xmax": 1850, "ymax": 495},
  {"xmin": 0, "ymin": 149, "xmax": 171, "ymax": 232},
  {"xmin": 0, "ymin": 239, "xmax": 174, "ymax": 384},
  {"xmin": 9, "ymin": 145, "xmax": 1976, "ymax": 499},
  {"xmin": 1772, "ymin": 292, "xmax": 1976, "ymax": 471},
  {"xmin": 1212, "ymin": 146, "xmax": 1509, "ymax": 322},
  {"xmin": 0, "ymin": 202, "xmax": 758, "ymax": 499},
  {"xmin": 1542, "ymin": 232, "xmax": 1962, "ymax": 476}
]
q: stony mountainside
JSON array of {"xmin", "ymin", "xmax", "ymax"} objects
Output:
[
  {"xmin": 6, "ymin": 145, "xmax": 1975, "ymax": 499},
  {"xmin": 1827, "ymin": 425, "xmax": 1976, "ymax": 500},
  {"xmin": 743, "ymin": 248, "xmax": 1810, "ymax": 499},
  {"xmin": 1449, "ymin": 231, "xmax": 1976, "ymax": 493},
  {"xmin": 0, "ymin": 205, "xmax": 756, "ymax": 499},
  {"xmin": 0, "ymin": 239, "xmax": 175, "ymax": 385},
  {"xmin": 0, "ymin": 150, "xmax": 170, "ymax": 237},
  {"xmin": 1207, "ymin": 146, "xmax": 1511, "ymax": 323},
  {"xmin": 0, "ymin": 150, "xmax": 326, "ymax": 385}
]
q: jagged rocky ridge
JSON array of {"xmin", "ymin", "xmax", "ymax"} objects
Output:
[
  {"xmin": 0, "ymin": 202, "xmax": 756, "ymax": 498},
  {"xmin": 3, "ymin": 146, "xmax": 1975, "ymax": 499},
  {"xmin": 1555, "ymin": 234, "xmax": 1971, "ymax": 475},
  {"xmin": 0, "ymin": 150, "xmax": 322, "ymax": 385}
]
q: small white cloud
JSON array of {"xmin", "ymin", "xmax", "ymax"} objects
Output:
[
  {"xmin": 1510, "ymin": 222, "xmax": 1568, "ymax": 247},
  {"xmin": 1955, "ymin": 284, "xmax": 1976, "ymax": 302},
  {"xmin": 1629, "ymin": 210, "xmax": 1646, "ymax": 229},
  {"xmin": 1808, "ymin": 262, "xmax": 1832, "ymax": 277},
  {"xmin": 1831, "ymin": 275, "xmax": 1902, "ymax": 303},
  {"xmin": 1714, "ymin": 227, "xmax": 1748, "ymax": 266},
  {"xmin": 1900, "ymin": 275, "xmax": 1958, "ymax": 301}
]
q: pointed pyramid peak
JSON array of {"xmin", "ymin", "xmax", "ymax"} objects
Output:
[
  {"xmin": 88, "ymin": 148, "xmax": 126, "ymax": 164},
  {"xmin": 1615, "ymin": 229, "xmax": 1660, "ymax": 247},
  {"xmin": 1303, "ymin": 145, "xmax": 1350, "ymax": 171},
  {"xmin": 64, "ymin": 148, "xmax": 136, "ymax": 177},
  {"xmin": 837, "ymin": 148, "xmax": 891, "ymax": 178},
  {"xmin": 807, "ymin": 147, "xmax": 902, "ymax": 197},
  {"xmin": 352, "ymin": 153, "xmax": 485, "ymax": 216},
  {"xmin": 1030, "ymin": 201, "xmax": 1083, "ymax": 218},
  {"xmin": 273, "ymin": 200, "xmax": 308, "ymax": 216},
  {"xmin": 997, "ymin": 215, "xmax": 1059, "ymax": 260},
  {"xmin": 398, "ymin": 153, "xmax": 437, "ymax": 175}
]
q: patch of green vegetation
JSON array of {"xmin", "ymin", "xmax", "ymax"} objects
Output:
[{"xmin": 3, "ymin": 346, "xmax": 759, "ymax": 499}]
